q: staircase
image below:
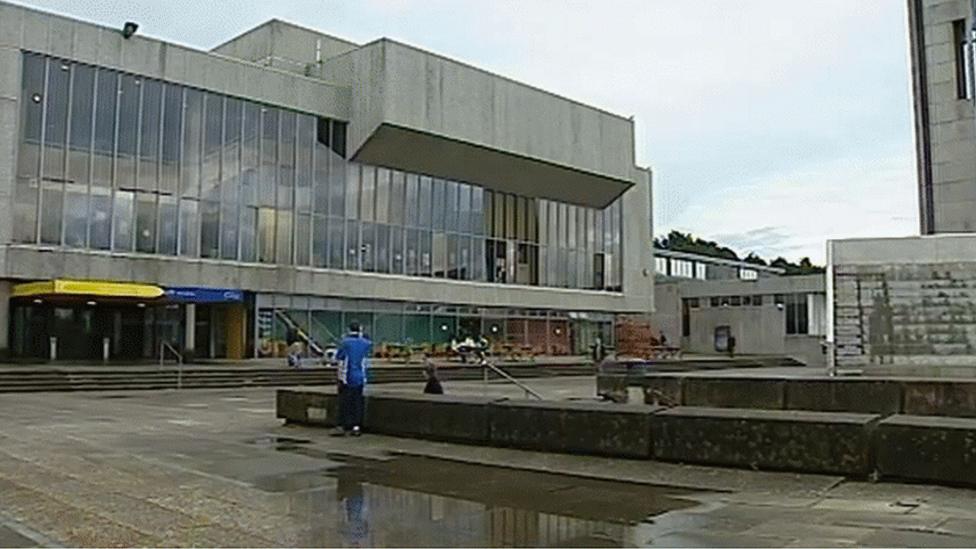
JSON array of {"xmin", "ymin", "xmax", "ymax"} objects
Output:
[
  {"xmin": 274, "ymin": 310, "xmax": 327, "ymax": 356},
  {"xmin": 0, "ymin": 362, "xmax": 596, "ymax": 393}
]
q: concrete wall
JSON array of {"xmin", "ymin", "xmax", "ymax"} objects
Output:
[
  {"xmin": 687, "ymin": 306, "xmax": 786, "ymax": 355},
  {"xmin": 910, "ymin": 0, "xmax": 976, "ymax": 233},
  {"xmin": 317, "ymin": 39, "xmax": 636, "ymax": 208},
  {"xmin": 829, "ymin": 234, "xmax": 976, "ymax": 371},
  {"xmin": 652, "ymin": 281, "xmax": 682, "ymax": 345},
  {"xmin": 211, "ymin": 19, "xmax": 359, "ymax": 75}
]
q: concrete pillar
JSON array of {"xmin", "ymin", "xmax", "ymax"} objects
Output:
[
  {"xmin": 184, "ymin": 303, "xmax": 196, "ymax": 362},
  {"xmin": 0, "ymin": 280, "xmax": 10, "ymax": 359}
]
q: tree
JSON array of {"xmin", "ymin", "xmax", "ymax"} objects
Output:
[{"xmin": 655, "ymin": 231, "xmax": 824, "ymax": 276}]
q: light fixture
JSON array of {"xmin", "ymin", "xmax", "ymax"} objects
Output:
[
  {"xmin": 137, "ymin": 303, "xmax": 146, "ymax": 308},
  {"xmin": 32, "ymin": 299, "xmax": 42, "ymax": 305},
  {"xmin": 121, "ymin": 21, "xmax": 139, "ymax": 39},
  {"xmin": 31, "ymin": 93, "xmax": 42, "ymax": 104},
  {"xmin": 440, "ymin": 324, "xmax": 449, "ymax": 332},
  {"xmin": 86, "ymin": 301, "xmax": 97, "ymax": 306}
]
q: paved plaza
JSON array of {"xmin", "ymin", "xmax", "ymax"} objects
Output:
[{"xmin": 1, "ymin": 379, "xmax": 976, "ymax": 547}]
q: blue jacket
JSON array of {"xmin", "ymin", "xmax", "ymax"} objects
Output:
[{"xmin": 336, "ymin": 333, "xmax": 371, "ymax": 387}]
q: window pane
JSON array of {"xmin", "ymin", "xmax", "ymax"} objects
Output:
[
  {"xmin": 459, "ymin": 235, "xmax": 471, "ymax": 280},
  {"xmin": 359, "ymin": 165, "xmax": 375, "ymax": 221},
  {"xmin": 375, "ymin": 223, "xmax": 390, "ymax": 274},
  {"xmin": 276, "ymin": 210, "xmax": 292, "ymax": 264},
  {"xmin": 257, "ymin": 207, "xmax": 275, "ymax": 263},
  {"xmin": 113, "ymin": 190, "xmax": 134, "ymax": 251},
  {"xmin": 446, "ymin": 233, "xmax": 459, "ymax": 280},
  {"xmin": 222, "ymin": 98, "xmax": 242, "ymax": 201},
  {"xmin": 90, "ymin": 188, "xmax": 112, "ymax": 250},
  {"xmin": 240, "ymin": 206, "xmax": 257, "ymax": 262},
  {"xmin": 432, "ymin": 179, "xmax": 445, "ymax": 231},
  {"xmin": 68, "ymin": 63, "xmax": 94, "ymax": 188},
  {"xmin": 138, "ymin": 79, "xmax": 161, "ymax": 191},
  {"xmin": 63, "ymin": 183, "xmax": 88, "ymax": 248},
  {"xmin": 405, "ymin": 174, "xmax": 419, "ymax": 227},
  {"xmin": 472, "ymin": 237, "xmax": 485, "ymax": 281},
  {"xmin": 15, "ymin": 54, "xmax": 45, "ymax": 243},
  {"xmin": 182, "ymin": 89, "xmax": 202, "ymax": 197},
  {"xmin": 391, "ymin": 226, "xmax": 404, "ymax": 275},
  {"xmin": 135, "ymin": 192, "xmax": 156, "ymax": 253},
  {"xmin": 433, "ymin": 232, "xmax": 447, "ymax": 278},
  {"xmin": 259, "ymin": 108, "xmax": 277, "ymax": 206},
  {"xmin": 420, "ymin": 230, "xmax": 432, "ymax": 277},
  {"xmin": 277, "ymin": 110, "xmax": 295, "ymax": 210},
  {"xmin": 389, "ymin": 171, "xmax": 405, "ymax": 227},
  {"xmin": 221, "ymin": 200, "xmax": 239, "ymax": 260},
  {"xmin": 158, "ymin": 195, "xmax": 177, "ymax": 255},
  {"xmin": 444, "ymin": 180, "xmax": 457, "ymax": 232},
  {"xmin": 328, "ymin": 217, "xmax": 344, "ymax": 269},
  {"xmin": 40, "ymin": 183, "xmax": 63, "ymax": 245},
  {"xmin": 406, "ymin": 228, "xmax": 419, "ymax": 276},
  {"xmin": 360, "ymin": 222, "xmax": 375, "ymax": 272},
  {"xmin": 374, "ymin": 168, "xmax": 389, "ymax": 224},
  {"xmin": 327, "ymin": 145, "xmax": 344, "ymax": 217},
  {"xmin": 179, "ymin": 198, "xmax": 198, "ymax": 256},
  {"xmin": 297, "ymin": 115, "xmax": 313, "ymax": 213},
  {"xmin": 344, "ymin": 164, "xmax": 359, "ymax": 218},
  {"xmin": 201, "ymin": 93, "xmax": 222, "ymax": 202},
  {"xmin": 418, "ymin": 176, "xmax": 432, "ymax": 229},
  {"xmin": 471, "ymin": 187, "xmax": 484, "ymax": 236},
  {"xmin": 312, "ymin": 215, "xmax": 328, "ymax": 267},
  {"xmin": 160, "ymin": 84, "xmax": 181, "ymax": 194},
  {"xmin": 200, "ymin": 200, "xmax": 219, "ymax": 258},
  {"xmin": 241, "ymin": 103, "xmax": 259, "ymax": 207},
  {"xmin": 115, "ymin": 74, "xmax": 139, "ymax": 189},
  {"xmin": 43, "ymin": 59, "xmax": 70, "ymax": 182},
  {"xmin": 295, "ymin": 213, "xmax": 310, "ymax": 266},
  {"xmin": 345, "ymin": 220, "xmax": 359, "ymax": 270},
  {"xmin": 92, "ymin": 68, "xmax": 117, "ymax": 188},
  {"xmin": 458, "ymin": 184, "xmax": 471, "ymax": 234}
]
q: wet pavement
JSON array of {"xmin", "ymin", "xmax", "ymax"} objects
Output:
[{"xmin": 0, "ymin": 382, "xmax": 975, "ymax": 547}]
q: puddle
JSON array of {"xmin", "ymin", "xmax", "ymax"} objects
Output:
[
  {"xmin": 254, "ymin": 450, "xmax": 699, "ymax": 547},
  {"xmin": 247, "ymin": 435, "xmax": 312, "ymax": 450}
]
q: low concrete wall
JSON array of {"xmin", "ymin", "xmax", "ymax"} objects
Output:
[
  {"xmin": 595, "ymin": 374, "xmax": 629, "ymax": 403},
  {"xmin": 365, "ymin": 393, "xmax": 494, "ymax": 444},
  {"xmin": 876, "ymin": 415, "xmax": 976, "ymax": 487},
  {"xmin": 277, "ymin": 388, "xmax": 338, "ymax": 426},
  {"xmin": 490, "ymin": 400, "xmax": 660, "ymax": 458},
  {"xmin": 901, "ymin": 381, "xmax": 976, "ymax": 418},
  {"xmin": 682, "ymin": 378, "xmax": 786, "ymax": 409},
  {"xmin": 651, "ymin": 407, "xmax": 878, "ymax": 476},
  {"xmin": 784, "ymin": 379, "xmax": 902, "ymax": 414}
]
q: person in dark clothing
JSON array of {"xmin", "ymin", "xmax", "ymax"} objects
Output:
[
  {"xmin": 423, "ymin": 361, "xmax": 444, "ymax": 395},
  {"xmin": 334, "ymin": 322, "xmax": 371, "ymax": 436},
  {"xmin": 727, "ymin": 335, "xmax": 736, "ymax": 358}
]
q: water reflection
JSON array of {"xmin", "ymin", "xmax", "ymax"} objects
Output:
[{"xmin": 277, "ymin": 455, "xmax": 698, "ymax": 547}]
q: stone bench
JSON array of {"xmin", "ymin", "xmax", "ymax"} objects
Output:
[
  {"xmin": 365, "ymin": 393, "xmax": 496, "ymax": 444},
  {"xmin": 489, "ymin": 400, "xmax": 661, "ymax": 458},
  {"xmin": 651, "ymin": 406, "xmax": 879, "ymax": 476},
  {"xmin": 784, "ymin": 379, "xmax": 902, "ymax": 414},
  {"xmin": 680, "ymin": 377, "xmax": 786, "ymax": 409},
  {"xmin": 901, "ymin": 381, "xmax": 976, "ymax": 418},
  {"xmin": 876, "ymin": 414, "xmax": 976, "ymax": 487}
]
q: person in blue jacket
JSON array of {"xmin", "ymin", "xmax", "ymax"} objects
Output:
[{"xmin": 334, "ymin": 321, "xmax": 371, "ymax": 436}]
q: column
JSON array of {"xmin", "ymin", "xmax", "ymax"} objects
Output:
[
  {"xmin": 225, "ymin": 304, "xmax": 245, "ymax": 360},
  {"xmin": 0, "ymin": 280, "xmax": 10, "ymax": 359},
  {"xmin": 184, "ymin": 303, "xmax": 196, "ymax": 362}
]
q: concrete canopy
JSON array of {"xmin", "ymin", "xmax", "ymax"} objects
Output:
[{"xmin": 354, "ymin": 124, "xmax": 633, "ymax": 208}]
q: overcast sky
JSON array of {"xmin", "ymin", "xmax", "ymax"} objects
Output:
[{"xmin": 13, "ymin": 0, "xmax": 919, "ymax": 263}]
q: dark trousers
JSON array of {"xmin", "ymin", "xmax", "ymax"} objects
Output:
[{"xmin": 338, "ymin": 383, "xmax": 365, "ymax": 430}]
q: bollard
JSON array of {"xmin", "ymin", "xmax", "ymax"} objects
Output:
[
  {"xmin": 49, "ymin": 336, "xmax": 57, "ymax": 361},
  {"xmin": 102, "ymin": 337, "xmax": 110, "ymax": 363}
]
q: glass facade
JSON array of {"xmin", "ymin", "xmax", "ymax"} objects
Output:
[{"xmin": 14, "ymin": 52, "xmax": 624, "ymax": 292}]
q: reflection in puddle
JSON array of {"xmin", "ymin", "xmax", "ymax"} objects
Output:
[{"xmin": 264, "ymin": 451, "xmax": 700, "ymax": 547}]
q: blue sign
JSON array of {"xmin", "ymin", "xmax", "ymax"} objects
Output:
[{"xmin": 164, "ymin": 287, "xmax": 243, "ymax": 303}]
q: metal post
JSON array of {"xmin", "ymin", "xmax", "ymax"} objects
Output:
[
  {"xmin": 102, "ymin": 337, "xmax": 110, "ymax": 364},
  {"xmin": 49, "ymin": 336, "xmax": 57, "ymax": 362}
]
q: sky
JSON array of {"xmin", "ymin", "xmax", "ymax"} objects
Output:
[{"xmin": 13, "ymin": 0, "xmax": 920, "ymax": 264}]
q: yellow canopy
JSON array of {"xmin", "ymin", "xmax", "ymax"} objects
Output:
[{"xmin": 12, "ymin": 279, "xmax": 165, "ymax": 300}]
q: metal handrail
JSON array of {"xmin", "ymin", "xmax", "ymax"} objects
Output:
[
  {"xmin": 160, "ymin": 341, "xmax": 184, "ymax": 390},
  {"xmin": 479, "ymin": 357, "xmax": 544, "ymax": 400}
]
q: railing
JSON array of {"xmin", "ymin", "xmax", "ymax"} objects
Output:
[
  {"xmin": 479, "ymin": 357, "xmax": 544, "ymax": 400},
  {"xmin": 160, "ymin": 341, "xmax": 184, "ymax": 390},
  {"xmin": 274, "ymin": 310, "xmax": 326, "ymax": 357}
]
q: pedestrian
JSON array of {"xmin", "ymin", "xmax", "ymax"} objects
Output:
[
  {"xmin": 423, "ymin": 360, "xmax": 444, "ymax": 395},
  {"xmin": 727, "ymin": 334, "xmax": 736, "ymax": 358},
  {"xmin": 659, "ymin": 330, "xmax": 668, "ymax": 347},
  {"xmin": 334, "ymin": 321, "xmax": 371, "ymax": 437}
]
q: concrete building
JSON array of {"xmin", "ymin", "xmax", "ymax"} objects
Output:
[
  {"xmin": 0, "ymin": 3, "xmax": 653, "ymax": 361},
  {"xmin": 909, "ymin": 0, "xmax": 976, "ymax": 233},
  {"xmin": 653, "ymin": 249, "xmax": 826, "ymax": 366},
  {"xmin": 827, "ymin": 1, "xmax": 976, "ymax": 374}
]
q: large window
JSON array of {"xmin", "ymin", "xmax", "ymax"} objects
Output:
[
  {"xmin": 14, "ymin": 52, "xmax": 626, "ymax": 292},
  {"xmin": 785, "ymin": 293, "xmax": 809, "ymax": 335}
]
